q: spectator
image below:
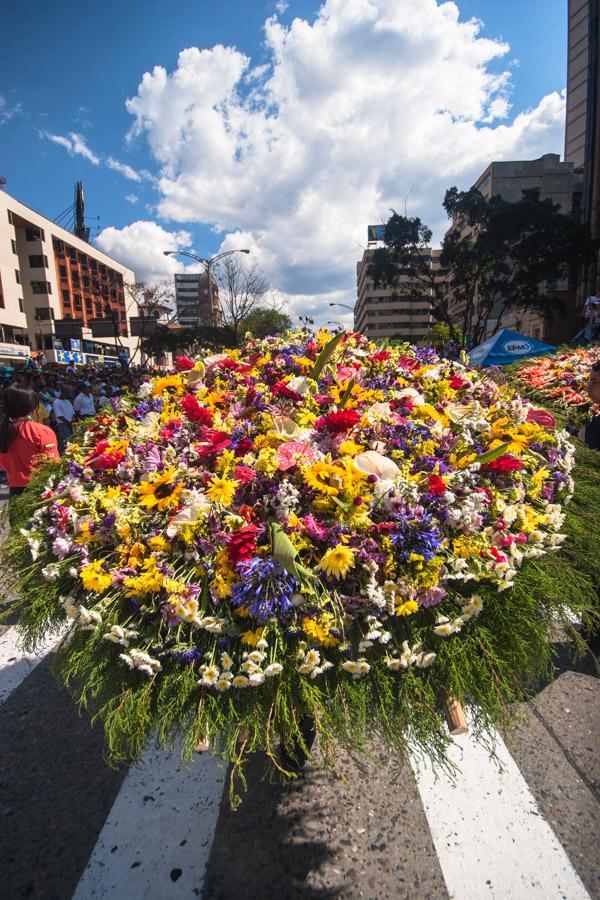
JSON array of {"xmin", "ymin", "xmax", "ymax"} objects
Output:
[
  {"xmin": 73, "ymin": 382, "xmax": 96, "ymax": 420},
  {"xmin": 52, "ymin": 388, "xmax": 75, "ymax": 454},
  {"xmin": 584, "ymin": 361, "xmax": 600, "ymax": 451},
  {"xmin": 0, "ymin": 386, "xmax": 59, "ymax": 518}
]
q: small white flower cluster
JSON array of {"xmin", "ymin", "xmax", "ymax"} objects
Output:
[
  {"xmin": 272, "ymin": 480, "xmax": 301, "ymax": 517},
  {"xmin": 341, "ymin": 658, "xmax": 371, "ymax": 679},
  {"xmin": 19, "ymin": 528, "xmax": 41, "ymax": 561},
  {"xmin": 195, "ymin": 615, "xmax": 225, "ymax": 634},
  {"xmin": 200, "ymin": 647, "xmax": 285, "ymax": 692},
  {"xmin": 62, "ymin": 598, "xmax": 102, "ymax": 630},
  {"xmin": 385, "ymin": 641, "xmax": 436, "ymax": 671},
  {"xmin": 358, "ymin": 615, "xmax": 392, "ymax": 653},
  {"xmin": 41, "ymin": 563, "xmax": 60, "ymax": 582},
  {"xmin": 103, "ymin": 624, "xmax": 139, "ymax": 647},
  {"xmin": 446, "ymin": 490, "xmax": 489, "ymax": 533},
  {"xmin": 360, "ymin": 560, "xmax": 386, "ymax": 609},
  {"xmin": 119, "ymin": 649, "xmax": 162, "ymax": 677},
  {"xmin": 434, "ymin": 595, "xmax": 484, "ymax": 636},
  {"xmin": 297, "ymin": 645, "xmax": 333, "ymax": 679}
]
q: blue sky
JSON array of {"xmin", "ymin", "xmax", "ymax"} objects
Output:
[{"xmin": 0, "ymin": 0, "xmax": 568, "ymax": 321}]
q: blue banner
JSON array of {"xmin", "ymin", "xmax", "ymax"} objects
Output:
[
  {"xmin": 468, "ymin": 329, "xmax": 556, "ymax": 368},
  {"xmin": 56, "ymin": 349, "xmax": 84, "ymax": 366}
]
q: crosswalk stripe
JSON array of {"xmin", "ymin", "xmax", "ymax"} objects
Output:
[
  {"xmin": 411, "ymin": 722, "xmax": 592, "ymax": 900},
  {"xmin": 71, "ymin": 744, "xmax": 226, "ymax": 900},
  {"xmin": 0, "ymin": 624, "xmax": 65, "ymax": 705}
]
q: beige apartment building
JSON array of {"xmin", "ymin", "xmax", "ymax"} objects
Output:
[
  {"xmin": 0, "ymin": 187, "xmax": 136, "ymax": 366},
  {"xmin": 354, "ymin": 246, "xmax": 435, "ymax": 341},
  {"xmin": 446, "ymin": 154, "xmax": 582, "ymax": 345},
  {"xmin": 175, "ymin": 272, "xmax": 223, "ymax": 328}
]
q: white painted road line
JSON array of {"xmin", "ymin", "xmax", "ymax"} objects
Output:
[
  {"xmin": 0, "ymin": 625, "xmax": 65, "ymax": 705},
  {"xmin": 411, "ymin": 726, "xmax": 592, "ymax": 900},
  {"xmin": 72, "ymin": 744, "xmax": 226, "ymax": 900}
]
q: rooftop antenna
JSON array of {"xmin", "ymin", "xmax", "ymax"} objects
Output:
[{"xmin": 74, "ymin": 181, "xmax": 90, "ymax": 241}]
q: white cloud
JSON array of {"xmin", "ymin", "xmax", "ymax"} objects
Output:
[
  {"xmin": 0, "ymin": 94, "xmax": 23, "ymax": 124},
  {"xmin": 275, "ymin": 1, "xmax": 289, "ymax": 12},
  {"xmin": 125, "ymin": 193, "xmax": 139, "ymax": 204},
  {"xmin": 106, "ymin": 156, "xmax": 144, "ymax": 181},
  {"xmin": 95, "ymin": 220, "xmax": 193, "ymax": 283},
  {"xmin": 42, "ymin": 131, "xmax": 100, "ymax": 165},
  {"xmin": 117, "ymin": 0, "xmax": 566, "ymax": 324}
]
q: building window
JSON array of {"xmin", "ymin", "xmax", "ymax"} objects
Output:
[
  {"xmin": 34, "ymin": 307, "xmax": 53, "ymax": 320},
  {"xmin": 11, "ymin": 239, "xmax": 17, "ymax": 254},
  {"xmin": 7, "ymin": 210, "xmax": 14, "ymax": 225},
  {"xmin": 15, "ymin": 269, "xmax": 21, "ymax": 284},
  {"xmin": 53, "ymin": 238, "xmax": 65, "ymax": 254},
  {"xmin": 59, "ymin": 265, "xmax": 67, "ymax": 278},
  {"xmin": 29, "ymin": 254, "xmax": 48, "ymax": 268},
  {"xmin": 18, "ymin": 298, "xmax": 24, "ymax": 313},
  {"xmin": 25, "ymin": 227, "xmax": 42, "ymax": 241},
  {"xmin": 62, "ymin": 289, "xmax": 70, "ymax": 302},
  {"xmin": 31, "ymin": 281, "xmax": 52, "ymax": 294}
]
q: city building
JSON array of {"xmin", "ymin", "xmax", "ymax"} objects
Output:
[
  {"xmin": 445, "ymin": 154, "xmax": 583, "ymax": 345},
  {"xmin": 0, "ymin": 187, "xmax": 137, "ymax": 366},
  {"xmin": 175, "ymin": 272, "xmax": 223, "ymax": 328},
  {"xmin": 354, "ymin": 242, "xmax": 435, "ymax": 341},
  {"xmin": 565, "ymin": 0, "xmax": 600, "ymax": 303}
]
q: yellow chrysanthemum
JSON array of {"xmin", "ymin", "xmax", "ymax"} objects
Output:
[
  {"xmin": 302, "ymin": 613, "xmax": 340, "ymax": 647},
  {"xmin": 147, "ymin": 535, "xmax": 172, "ymax": 553},
  {"xmin": 80, "ymin": 560, "xmax": 112, "ymax": 594},
  {"xmin": 206, "ymin": 474, "xmax": 239, "ymax": 507},
  {"xmin": 318, "ymin": 544, "xmax": 355, "ymax": 579},
  {"xmin": 124, "ymin": 557, "xmax": 164, "ymax": 596},
  {"xmin": 241, "ymin": 627, "xmax": 265, "ymax": 647},
  {"xmin": 395, "ymin": 599, "xmax": 419, "ymax": 616},
  {"xmin": 151, "ymin": 374, "xmax": 184, "ymax": 396},
  {"xmin": 338, "ymin": 439, "xmax": 364, "ymax": 457},
  {"xmin": 138, "ymin": 467, "xmax": 184, "ymax": 512},
  {"xmin": 303, "ymin": 461, "xmax": 344, "ymax": 496}
]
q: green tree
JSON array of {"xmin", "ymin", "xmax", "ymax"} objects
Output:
[
  {"xmin": 370, "ymin": 190, "xmax": 592, "ymax": 349},
  {"xmin": 241, "ymin": 307, "xmax": 293, "ymax": 338},
  {"xmin": 142, "ymin": 324, "xmax": 238, "ymax": 362}
]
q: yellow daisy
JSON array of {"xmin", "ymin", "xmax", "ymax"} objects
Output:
[
  {"xmin": 319, "ymin": 544, "xmax": 355, "ymax": 579},
  {"xmin": 80, "ymin": 560, "xmax": 112, "ymax": 594},
  {"xmin": 151, "ymin": 373, "xmax": 184, "ymax": 396},
  {"xmin": 206, "ymin": 474, "xmax": 240, "ymax": 507},
  {"xmin": 303, "ymin": 461, "xmax": 344, "ymax": 496}
]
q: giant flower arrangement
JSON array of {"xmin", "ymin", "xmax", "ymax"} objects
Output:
[
  {"xmin": 513, "ymin": 347, "xmax": 600, "ymax": 424},
  {"xmin": 6, "ymin": 331, "xmax": 600, "ymax": 800}
]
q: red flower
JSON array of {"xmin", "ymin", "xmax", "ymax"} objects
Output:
[
  {"xmin": 233, "ymin": 438, "xmax": 254, "ymax": 456},
  {"xmin": 372, "ymin": 351, "xmax": 390, "ymax": 362},
  {"xmin": 174, "ymin": 356, "xmax": 196, "ymax": 371},
  {"xmin": 480, "ymin": 454, "xmax": 523, "ymax": 474},
  {"xmin": 448, "ymin": 375, "xmax": 466, "ymax": 390},
  {"xmin": 320, "ymin": 409, "xmax": 360, "ymax": 434},
  {"xmin": 194, "ymin": 428, "xmax": 231, "ymax": 457},
  {"xmin": 233, "ymin": 465, "xmax": 256, "ymax": 484},
  {"xmin": 181, "ymin": 393, "xmax": 213, "ymax": 426},
  {"xmin": 427, "ymin": 475, "xmax": 447, "ymax": 496},
  {"xmin": 526, "ymin": 408, "xmax": 556, "ymax": 428},
  {"xmin": 397, "ymin": 356, "xmax": 421, "ymax": 371},
  {"xmin": 88, "ymin": 450, "xmax": 126, "ymax": 471},
  {"xmin": 272, "ymin": 381, "xmax": 302, "ymax": 401},
  {"xmin": 227, "ymin": 525, "xmax": 257, "ymax": 564},
  {"xmin": 217, "ymin": 358, "xmax": 239, "ymax": 371},
  {"xmin": 158, "ymin": 418, "xmax": 182, "ymax": 441}
]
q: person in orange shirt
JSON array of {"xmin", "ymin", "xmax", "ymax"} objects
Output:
[{"xmin": 0, "ymin": 387, "xmax": 60, "ymax": 514}]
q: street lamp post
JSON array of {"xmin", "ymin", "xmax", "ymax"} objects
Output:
[
  {"xmin": 329, "ymin": 302, "xmax": 355, "ymax": 313},
  {"xmin": 163, "ymin": 248, "xmax": 250, "ymax": 327}
]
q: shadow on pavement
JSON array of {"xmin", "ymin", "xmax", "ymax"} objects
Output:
[{"xmin": 203, "ymin": 752, "xmax": 340, "ymax": 900}]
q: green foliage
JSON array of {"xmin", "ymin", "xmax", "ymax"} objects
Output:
[
  {"xmin": 143, "ymin": 324, "xmax": 238, "ymax": 358},
  {"xmin": 242, "ymin": 307, "xmax": 293, "ymax": 338}
]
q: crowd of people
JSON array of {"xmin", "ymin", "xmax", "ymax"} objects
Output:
[{"xmin": 0, "ymin": 360, "xmax": 153, "ymax": 498}]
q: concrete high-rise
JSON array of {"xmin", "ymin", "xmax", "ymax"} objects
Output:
[
  {"xmin": 174, "ymin": 272, "xmax": 223, "ymax": 328},
  {"xmin": 565, "ymin": 0, "xmax": 600, "ymax": 302},
  {"xmin": 354, "ymin": 245, "xmax": 435, "ymax": 341}
]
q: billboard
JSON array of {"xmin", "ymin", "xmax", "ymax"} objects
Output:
[
  {"xmin": 367, "ymin": 224, "xmax": 385, "ymax": 242},
  {"xmin": 55, "ymin": 349, "xmax": 84, "ymax": 366}
]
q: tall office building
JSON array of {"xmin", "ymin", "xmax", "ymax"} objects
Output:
[
  {"xmin": 354, "ymin": 241, "xmax": 435, "ymax": 341},
  {"xmin": 565, "ymin": 0, "xmax": 600, "ymax": 301},
  {"xmin": 174, "ymin": 272, "xmax": 223, "ymax": 328},
  {"xmin": 0, "ymin": 187, "xmax": 137, "ymax": 365}
]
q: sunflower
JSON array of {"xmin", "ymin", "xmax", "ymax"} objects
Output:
[
  {"xmin": 138, "ymin": 467, "xmax": 184, "ymax": 511},
  {"xmin": 318, "ymin": 544, "xmax": 355, "ymax": 579},
  {"xmin": 303, "ymin": 461, "xmax": 344, "ymax": 496},
  {"xmin": 80, "ymin": 560, "xmax": 113, "ymax": 594},
  {"xmin": 151, "ymin": 374, "xmax": 184, "ymax": 397}
]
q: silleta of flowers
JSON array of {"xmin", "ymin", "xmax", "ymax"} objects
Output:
[
  {"xmin": 515, "ymin": 347, "xmax": 600, "ymax": 420},
  {"xmin": 11, "ymin": 330, "xmax": 582, "ymax": 779}
]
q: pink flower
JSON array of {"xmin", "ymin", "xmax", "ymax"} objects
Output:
[
  {"xmin": 526, "ymin": 408, "xmax": 556, "ymax": 428},
  {"xmin": 336, "ymin": 365, "xmax": 356, "ymax": 382},
  {"xmin": 276, "ymin": 441, "xmax": 316, "ymax": 471}
]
